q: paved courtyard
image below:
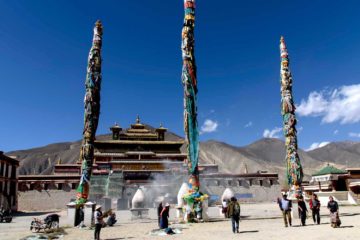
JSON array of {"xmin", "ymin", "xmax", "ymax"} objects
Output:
[{"xmin": 1, "ymin": 203, "xmax": 359, "ymax": 240}]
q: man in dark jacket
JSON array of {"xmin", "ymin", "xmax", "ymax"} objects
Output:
[
  {"xmin": 297, "ymin": 196, "xmax": 308, "ymax": 226},
  {"xmin": 227, "ymin": 197, "xmax": 240, "ymax": 233},
  {"xmin": 310, "ymin": 194, "xmax": 321, "ymax": 224}
]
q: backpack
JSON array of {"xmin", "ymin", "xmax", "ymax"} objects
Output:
[{"xmin": 234, "ymin": 203, "xmax": 240, "ymax": 216}]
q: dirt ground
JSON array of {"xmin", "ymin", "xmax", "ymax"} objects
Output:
[{"xmin": 1, "ymin": 204, "xmax": 359, "ymax": 240}]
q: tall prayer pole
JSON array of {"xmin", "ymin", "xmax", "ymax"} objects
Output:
[
  {"xmin": 182, "ymin": 0, "xmax": 200, "ymax": 196},
  {"xmin": 280, "ymin": 36, "xmax": 303, "ymax": 198},
  {"xmin": 76, "ymin": 21, "xmax": 103, "ymax": 204}
]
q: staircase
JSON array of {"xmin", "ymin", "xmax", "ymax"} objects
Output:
[
  {"xmin": 348, "ymin": 191, "xmax": 360, "ymax": 205},
  {"xmin": 316, "ymin": 191, "xmax": 358, "ymax": 206}
]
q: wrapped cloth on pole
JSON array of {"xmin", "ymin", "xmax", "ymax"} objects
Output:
[
  {"xmin": 279, "ymin": 36, "xmax": 303, "ymax": 198},
  {"xmin": 76, "ymin": 21, "xmax": 103, "ymax": 204},
  {"xmin": 181, "ymin": 0, "xmax": 208, "ymax": 222}
]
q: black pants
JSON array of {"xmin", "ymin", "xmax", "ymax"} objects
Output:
[
  {"xmin": 312, "ymin": 209, "xmax": 320, "ymax": 224},
  {"xmin": 94, "ymin": 223, "xmax": 102, "ymax": 240},
  {"xmin": 299, "ymin": 211, "xmax": 306, "ymax": 226},
  {"xmin": 231, "ymin": 216, "xmax": 239, "ymax": 233}
]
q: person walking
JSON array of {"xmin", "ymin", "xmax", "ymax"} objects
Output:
[
  {"xmin": 227, "ymin": 197, "xmax": 241, "ymax": 233},
  {"xmin": 310, "ymin": 194, "xmax": 321, "ymax": 224},
  {"xmin": 297, "ymin": 196, "xmax": 308, "ymax": 226},
  {"xmin": 94, "ymin": 205, "xmax": 104, "ymax": 240},
  {"xmin": 160, "ymin": 203, "xmax": 170, "ymax": 229},
  {"xmin": 279, "ymin": 194, "xmax": 292, "ymax": 227},
  {"xmin": 157, "ymin": 202, "xmax": 163, "ymax": 228},
  {"xmin": 327, "ymin": 196, "xmax": 341, "ymax": 228}
]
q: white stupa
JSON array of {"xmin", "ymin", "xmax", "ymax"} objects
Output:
[
  {"xmin": 132, "ymin": 188, "xmax": 146, "ymax": 209},
  {"xmin": 221, "ymin": 188, "xmax": 235, "ymax": 202}
]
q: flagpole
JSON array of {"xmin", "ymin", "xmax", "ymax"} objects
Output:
[
  {"xmin": 76, "ymin": 20, "xmax": 103, "ymax": 204},
  {"xmin": 280, "ymin": 36, "xmax": 303, "ymax": 198}
]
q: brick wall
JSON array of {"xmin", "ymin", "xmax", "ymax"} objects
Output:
[{"xmin": 18, "ymin": 190, "xmax": 76, "ymax": 211}]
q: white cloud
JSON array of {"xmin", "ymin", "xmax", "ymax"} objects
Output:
[
  {"xmin": 200, "ymin": 119, "xmax": 218, "ymax": 134},
  {"xmin": 334, "ymin": 129, "xmax": 339, "ymax": 135},
  {"xmin": 349, "ymin": 132, "xmax": 360, "ymax": 138},
  {"xmin": 263, "ymin": 127, "xmax": 282, "ymax": 138},
  {"xmin": 244, "ymin": 121, "xmax": 253, "ymax": 128},
  {"xmin": 306, "ymin": 142, "xmax": 330, "ymax": 151},
  {"xmin": 297, "ymin": 92, "xmax": 328, "ymax": 116},
  {"xmin": 297, "ymin": 84, "xmax": 360, "ymax": 124}
]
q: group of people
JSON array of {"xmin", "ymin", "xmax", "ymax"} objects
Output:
[
  {"xmin": 222, "ymin": 197, "xmax": 241, "ymax": 233},
  {"xmin": 92, "ymin": 193, "xmax": 342, "ymax": 239},
  {"xmin": 278, "ymin": 193, "xmax": 341, "ymax": 228}
]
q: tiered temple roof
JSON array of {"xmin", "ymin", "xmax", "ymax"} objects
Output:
[{"xmin": 85, "ymin": 116, "xmax": 187, "ymax": 180}]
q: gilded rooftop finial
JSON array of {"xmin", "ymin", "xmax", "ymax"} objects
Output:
[{"xmin": 136, "ymin": 115, "xmax": 140, "ymax": 124}]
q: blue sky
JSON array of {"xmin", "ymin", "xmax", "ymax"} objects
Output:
[{"xmin": 1, "ymin": 0, "xmax": 360, "ymax": 152}]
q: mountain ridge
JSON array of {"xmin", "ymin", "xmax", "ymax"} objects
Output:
[{"xmin": 6, "ymin": 129, "xmax": 360, "ymax": 185}]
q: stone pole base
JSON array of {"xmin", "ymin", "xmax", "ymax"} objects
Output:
[
  {"xmin": 66, "ymin": 202, "xmax": 77, "ymax": 227},
  {"xmin": 84, "ymin": 201, "xmax": 96, "ymax": 227}
]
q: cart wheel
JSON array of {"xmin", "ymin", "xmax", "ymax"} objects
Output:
[{"xmin": 51, "ymin": 221, "xmax": 59, "ymax": 229}]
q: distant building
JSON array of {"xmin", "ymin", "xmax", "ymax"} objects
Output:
[
  {"xmin": 0, "ymin": 151, "xmax": 19, "ymax": 211},
  {"xmin": 304, "ymin": 164, "xmax": 360, "ymax": 205},
  {"xmin": 92, "ymin": 115, "xmax": 187, "ymax": 181}
]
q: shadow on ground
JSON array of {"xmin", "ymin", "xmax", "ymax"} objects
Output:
[
  {"xmin": 19, "ymin": 227, "xmax": 67, "ymax": 240},
  {"xmin": 239, "ymin": 230, "xmax": 259, "ymax": 234},
  {"xmin": 105, "ymin": 238, "xmax": 134, "ymax": 240},
  {"xmin": 15, "ymin": 211, "xmax": 59, "ymax": 217}
]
